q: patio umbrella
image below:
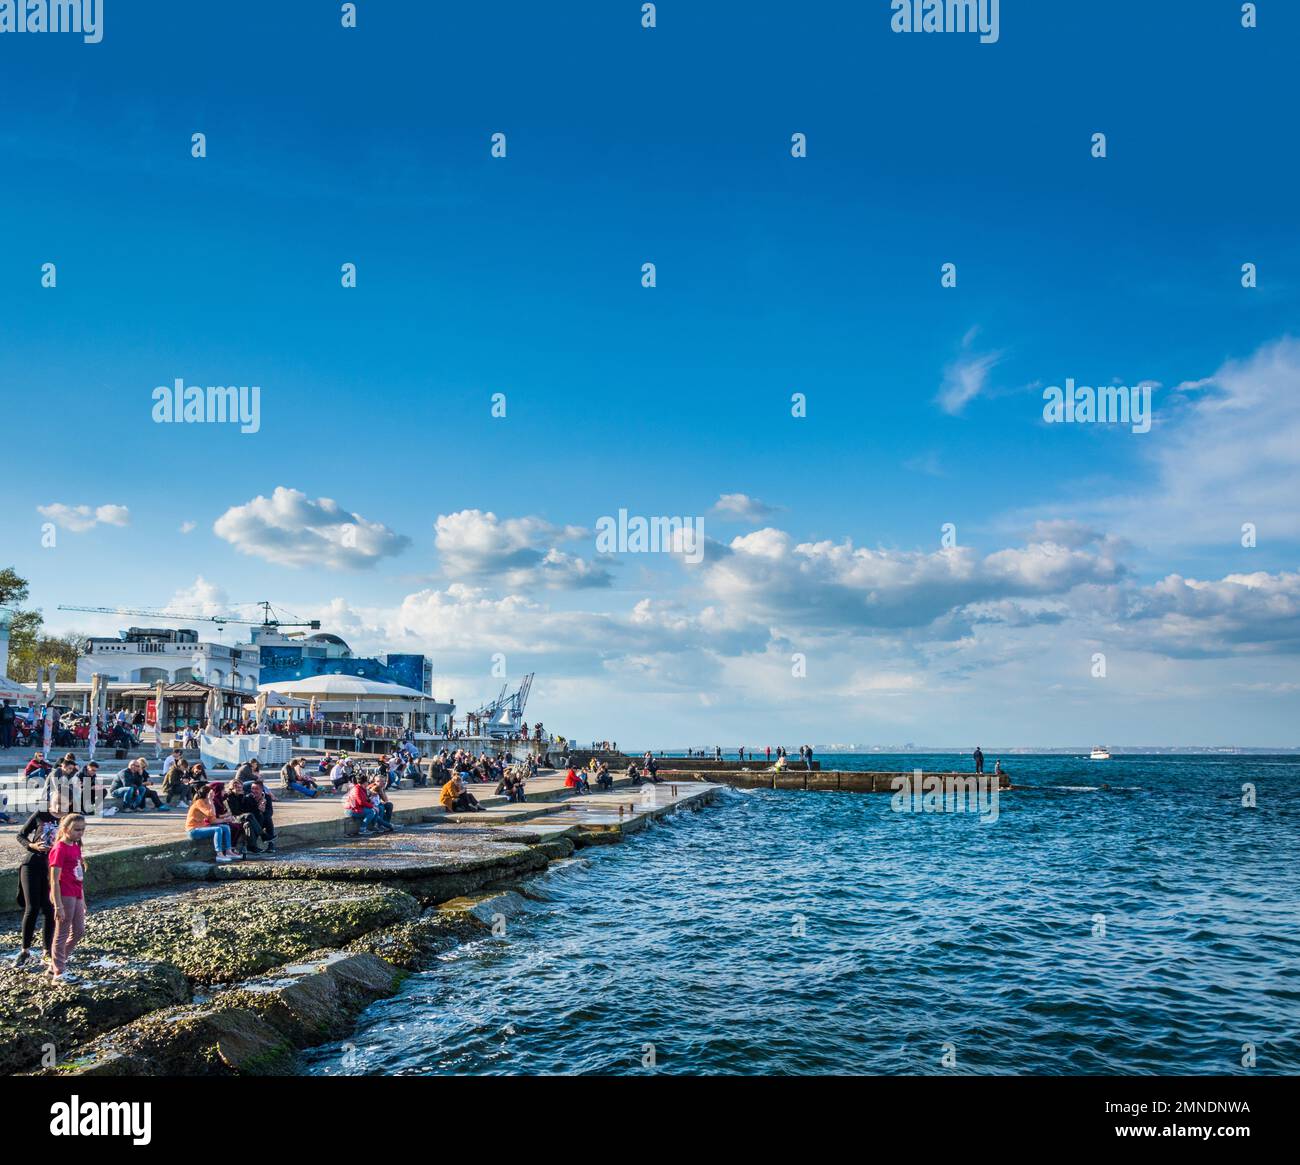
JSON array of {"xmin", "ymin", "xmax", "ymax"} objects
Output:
[
  {"xmin": 42, "ymin": 665, "xmax": 58, "ymax": 753},
  {"xmin": 309, "ymin": 695, "xmax": 318, "ymax": 726},
  {"xmin": 205, "ymin": 683, "xmax": 219, "ymax": 731},
  {"xmin": 154, "ymin": 678, "xmax": 166, "ymax": 759},
  {"xmin": 254, "ymin": 689, "xmax": 268, "ymax": 732},
  {"xmin": 86, "ymin": 673, "xmax": 100, "ymax": 762}
]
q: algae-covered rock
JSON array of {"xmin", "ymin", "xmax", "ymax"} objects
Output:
[
  {"xmin": 345, "ymin": 909, "xmax": 487, "ymax": 969},
  {"xmin": 574, "ymin": 830, "xmax": 623, "ymax": 847},
  {"xmin": 0, "ymin": 955, "xmax": 188, "ymax": 1076},
  {"xmin": 532, "ymin": 837, "xmax": 576, "ymax": 861},
  {"xmin": 66, "ymin": 881, "xmax": 420, "ymax": 984},
  {"xmin": 59, "ymin": 951, "xmax": 404, "ymax": 1076},
  {"xmin": 437, "ymin": 889, "xmax": 528, "ymax": 928}
]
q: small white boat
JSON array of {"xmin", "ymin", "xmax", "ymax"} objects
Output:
[{"xmin": 1090, "ymin": 746, "xmax": 1111, "ymax": 760}]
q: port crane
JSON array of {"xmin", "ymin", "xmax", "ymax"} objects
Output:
[{"xmin": 468, "ymin": 673, "xmax": 534, "ymax": 737}]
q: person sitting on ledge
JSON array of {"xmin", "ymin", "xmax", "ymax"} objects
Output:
[
  {"xmin": 330, "ymin": 755, "xmax": 353, "ymax": 793},
  {"xmin": 73, "ymin": 760, "xmax": 100, "ymax": 813},
  {"xmin": 344, "ymin": 775, "xmax": 385, "ymax": 835},
  {"xmin": 24, "ymin": 751, "xmax": 53, "ymax": 780},
  {"xmin": 404, "ymin": 753, "xmax": 427, "ymax": 787},
  {"xmin": 595, "ymin": 761, "xmax": 613, "ymax": 792},
  {"xmin": 162, "ymin": 756, "xmax": 193, "ymax": 806},
  {"xmin": 222, "ymin": 774, "xmax": 268, "ymax": 854},
  {"xmin": 440, "ymin": 774, "xmax": 483, "ymax": 813},
  {"xmin": 186, "ymin": 783, "xmax": 241, "ymax": 863},
  {"xmin": 109, "ymin": 760, "xmax": 146, "ymax": 812},
  {"xmin": 366, "ymin": 774, "xmax": 396, "ymax": 830},
  {"xmin": 626, "ymin": 761, "xmax": 642, "ymax": 786},
  {"xmin": 45, "ymin": 757, "xmax": 82, "ymax": 812},
  {"xmin": 280, "ymin": 757, "xmax": 319, "ymax": 797},
  {"xmin": 495, "ymin": 768, "xmax": 527, "ymax": 803},
  {"xmin": 206, "ymin": 780, "xmax": 248, "ymax": 850}
]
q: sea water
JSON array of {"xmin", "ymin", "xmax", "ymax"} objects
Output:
[{"xmin": 302, "ymin": 754, "xmax": 1300, "ymax": 1075}]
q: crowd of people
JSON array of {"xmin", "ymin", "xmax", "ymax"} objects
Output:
[{"xmin": 2, "ymin": 734, "xmax": 640, "ymax": 983}]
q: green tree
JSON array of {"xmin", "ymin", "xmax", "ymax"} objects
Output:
[{"xmin": 1, "ymin": 566, "xmax": 88, "ymax": 682}]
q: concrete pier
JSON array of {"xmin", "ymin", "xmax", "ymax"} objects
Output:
[{"xmin": 656, "ymin": 768, "xmax": 1011, "ymax": 793}]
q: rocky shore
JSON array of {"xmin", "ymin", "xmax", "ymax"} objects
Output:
[
  {"xmin": 0, "ymin": 825, "xmax": 578, "ymax": 1075},
  {"xmin": 0, "ymin": 785, "xmax": 718, "ymax": 1076}
]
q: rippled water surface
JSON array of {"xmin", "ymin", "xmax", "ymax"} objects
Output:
[{"xmin": 302, "ymin": 754, "xmax": 1300, "ymax": 1075}]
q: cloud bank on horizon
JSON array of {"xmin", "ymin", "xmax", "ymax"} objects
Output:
[{"xmin": 73, "ymin": 334, "xmax": 1293, "ymax": 746}]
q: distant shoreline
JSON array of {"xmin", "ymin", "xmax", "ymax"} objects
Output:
[{"xmin": 634, "ymin": 747, "xmax": 1300, "ymax": 756}]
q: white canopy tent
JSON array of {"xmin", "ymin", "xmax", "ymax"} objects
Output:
[
  {"xmin": 0, "ymin": 675, "xmax": 36, "ymax": 703},
  {"xmin": 257, "ymin": 674, "xmax": 450, "ymax": 735}
]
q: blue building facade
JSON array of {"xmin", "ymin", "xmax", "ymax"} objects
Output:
[{"xmin": 249, "ymin": 632, "xmax": 431, "ymax": 693}]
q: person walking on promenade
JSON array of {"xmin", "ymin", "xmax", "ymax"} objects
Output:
[
  {"xmin": 973, "ymin": 746, "xmax": 984, "ymax": 774},
  {"xmin": 47, "ymin": 813, "xmax": 89, "ymax": 982},
  {"xmin": 766, "ymin": 746, "xmax": 771, "ymax": 763}
]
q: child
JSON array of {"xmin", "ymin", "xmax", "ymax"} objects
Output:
[
  {"xmin": 47, "ymin": 814, "xmax": 88, "ymax": 983},
  {"xmin": 366, "ymin": 776, "xmax": 396, "ymax": 832}
]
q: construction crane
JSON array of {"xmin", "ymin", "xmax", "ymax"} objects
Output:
[{"xmin": 58, "ymin": 601, "xmax": 320, "ymax": 631}]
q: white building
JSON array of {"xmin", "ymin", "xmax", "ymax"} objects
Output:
[{"xmin": 77, "ymin": 626, "xmax": 260, "ymax": 692}]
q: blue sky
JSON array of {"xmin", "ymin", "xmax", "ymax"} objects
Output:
[{"xmin": 2, "ymin": 1, "xmax": 1298, "ymax": 747}]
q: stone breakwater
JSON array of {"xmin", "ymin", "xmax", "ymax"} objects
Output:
[
  {"xmin": 0, "ymin": 784, "xmax": 720, "ymax": 1076},
  {"xmin": 665, "ymin": 768, "xmax": 1012, "ymax": 793}
]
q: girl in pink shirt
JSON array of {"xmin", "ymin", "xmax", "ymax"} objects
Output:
[{"xmin": 47, "ymin": 813, "xmax": 88, "ymax": 982}]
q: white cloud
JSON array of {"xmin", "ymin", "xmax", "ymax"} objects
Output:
[
  {"xmin": 179, "ymin": 520, "xmax": 196, "ymax": 535},
  {"xmin": 1119, "ymin": 570, "xmax": 1300, "ymax": 657},
  {"xmin": 1146, "ymin": 337, "xmax": 1300, "ymax": 542},
  {"xmin": 700, "ymin": 527, "xmax": 1125, "ymax": 632},
  {"xmin": 712, "ymin": 493, "xmax": 778, "ymax": 522},
  {"xmin": 163, "ymin": 576, "xmax": 231, "ymax": 617},
  {"xmin": 434, "ymin": 509, "xmax": 611, "ymax": 589},
  {"xmin": 213, "ymin": 486, "xmax": 409, "ymax": 569},
  {"xmin": 37, "ymin": 503, "xmax": 131, "ymax": 532},
  {"xmin": 936, "ymin": 329, "xmax": 1001, "ymax": 415},
  {"xmin": 1019, "ymin": 337, "xmax": 1300, "ymax": 551}
]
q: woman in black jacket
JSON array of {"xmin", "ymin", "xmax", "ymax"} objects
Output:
[{"xmin": 13, "ymin": 788, "xmax": 64, "ymax": 967}]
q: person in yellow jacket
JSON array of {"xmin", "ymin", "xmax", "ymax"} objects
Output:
[{"xmin": 440, "ymin": 774, "xmax": 484, "ymax": 813}]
